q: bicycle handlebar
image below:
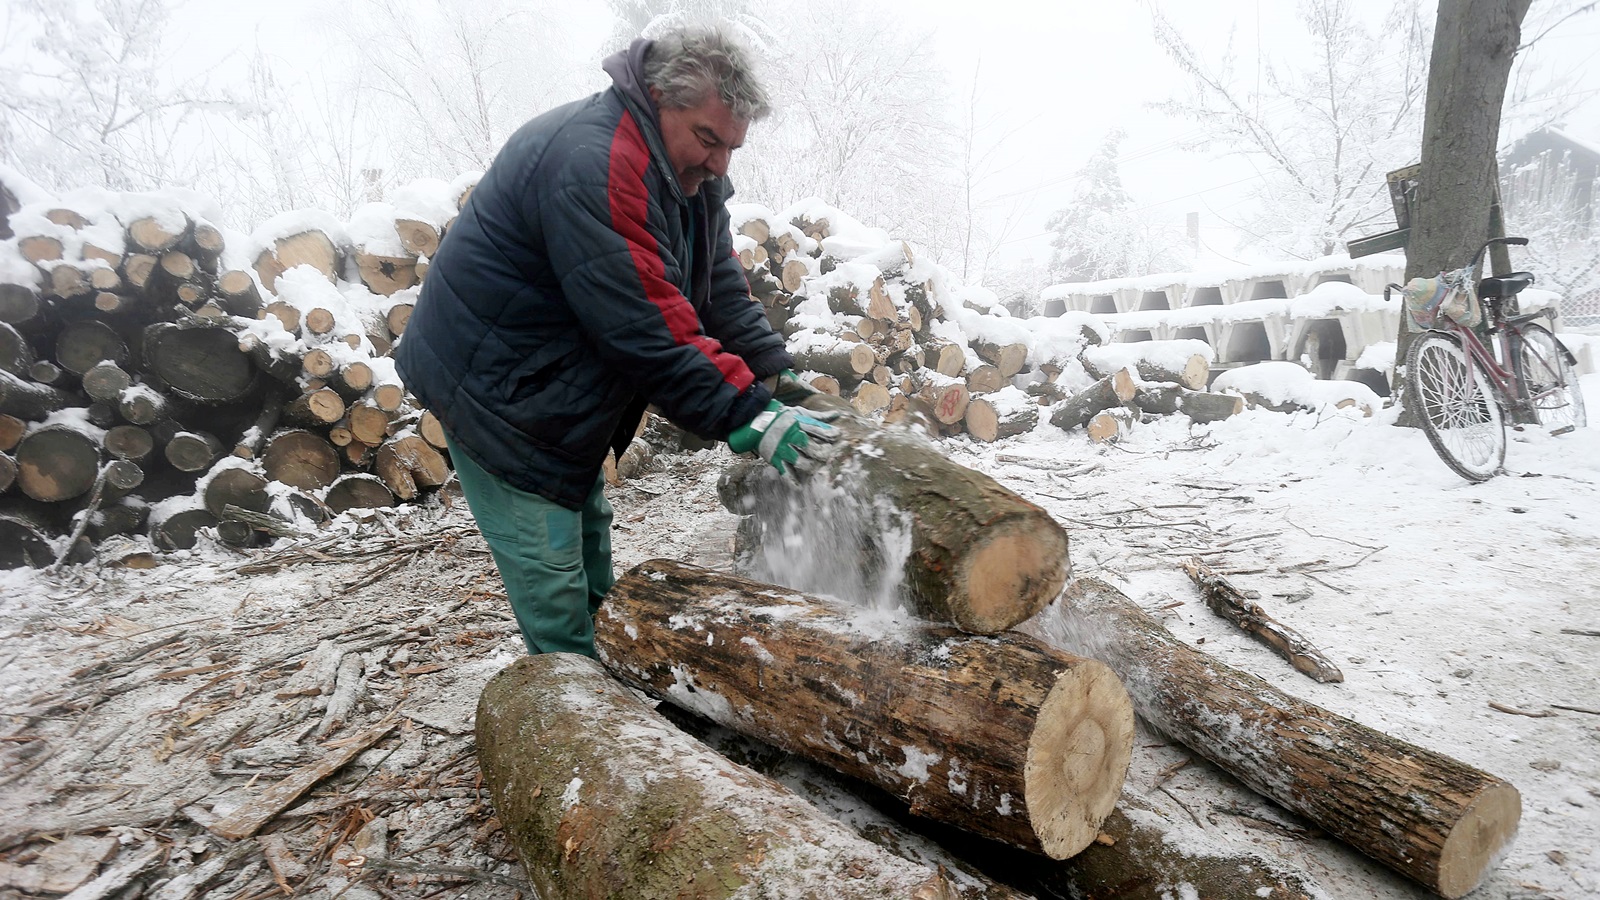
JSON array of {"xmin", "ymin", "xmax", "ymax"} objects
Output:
[{"xmin": 1469, "ymin": 236, "xmax": 1529, "ymax": 268}]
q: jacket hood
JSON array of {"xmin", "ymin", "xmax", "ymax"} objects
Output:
[{"xmin": 602, "ymin": 39, "xmax": 660, "ymax": 130}]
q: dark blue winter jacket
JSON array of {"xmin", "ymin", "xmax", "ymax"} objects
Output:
[{"xmin": 395, "ymin": 40, "xmax": 791, "ymax": 509}]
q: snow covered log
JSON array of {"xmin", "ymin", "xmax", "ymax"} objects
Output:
[
  {"xmin": 1081, "ymin": 340, "xmax": 1212, "ymax": 391},
  {"xmin": 1048, "ymin": 368, "xmax": 1138, "ymax": 431},
  {"xmin": 594, "ymin": 559, "xmax": 1134, "ymax": 860},
  {"xmin": 1050, "ymin": 578, "xmax": 1521, "ymax": 899},
  {"xmin": 1086, "ymin": 407, "xmax": 1136, "ymax": 443},
  {"xmin": 0, "ymin": 370, "xmax": 74, "ymax": 420},
  {"xmin": 373, "ymin": 434, "xmax": 450, "ymax": 500},
  {"xmin": 13, "ymin": 423, "xmax": 101, "ymax": 503},
  {"xmin": 722, "ymin": 399, "xmax": 1071, "ymax": 634},
  {"xmin": 964, "ymin": 387, "xmax": 1038, "ymax": 443},
  {"xmin": 477, "ymin": 653, "xmax": 1022, "ymax": 900},
  {"xmin": 143, "ymin": 322, "xmax": 257, "ymax": 405},
  {"xmin": 1131, "ymin": 385, "xmax": 1245, "ymax": 423}
]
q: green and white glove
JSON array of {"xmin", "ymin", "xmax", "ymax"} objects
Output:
[
  {"xmin": 765, "ymin": 369, "xmax": 820, "ymax": 405},
  {"xmin": 727, "ymin": 399, "xmax": 840, "ymax": 476}
]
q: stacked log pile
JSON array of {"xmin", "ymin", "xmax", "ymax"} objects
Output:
[
  {"xmin": 732, "ymin": 202, "xmax": 1247, "ymax": 445},
  {"xmin": 0, "ymin": 174, "xmax": 478, "ymax": 565}
]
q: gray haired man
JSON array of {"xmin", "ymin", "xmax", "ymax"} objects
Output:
[{"xmin": 395, "ymin": 26, "xmax": 835, "ymax": 658}]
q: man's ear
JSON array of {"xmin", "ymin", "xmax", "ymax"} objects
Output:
[{"xmin": 647, "ymin": 85, "xmax": 663, "ymax": 105}]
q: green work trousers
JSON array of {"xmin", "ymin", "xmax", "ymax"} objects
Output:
[{"xmin": 446, "ymin": 435, "xmax": 615, "ymax": 657}]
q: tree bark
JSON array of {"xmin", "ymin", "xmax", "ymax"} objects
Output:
[
  {"xmin": 1397, "ymin": 0, "xmax": 1533, "ymax": 393},
  {"xmin": 1044, "ymin": 578, "xmax": 1521, "ymax": 899},
  {"xmin": 1131, "ymin": 385, "xmax": 1245, "ymax": 423},
  {"xmin": 373, "ymin": 435, "xmax": 449, "ymax": 500},
  {"xmin": 1183, "ymin": 558, "xmax": 1344, "ymax": 683},
  {"xmin": 595, "ymin": 560, "xmax": 1133, "ymax": 860},
  {"xmin": 1082, "ymin": 343, "xmax": 1211, "ymax": 391},
  {"xmin": 478, "ymin": 653, "xmax": 1017, "ymax": 900},
  {"xmin": 0, "ymin": 369, "xmax": 75, "ymax": 419},
  {"xmin": 793, "ymin": 338, "xmax": 876, "ymax": 383},
  {"xmin": 721, "ymin": 402, "xmax": 1071, "ymax": 634},
  {"xmin": 1049, "ymin": 369, "xmax": 1138, "ymax": 431}
]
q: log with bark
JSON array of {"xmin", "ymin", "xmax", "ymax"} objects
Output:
[
  {"xmin": 478, "ymin": 653, "xmax": 1019, "ymax": 899},
  {"xmin": 1131, "ymin": 385, "xmax": 1245, "ymax": 423},
  {"xmin": 13, "ymin": 424, "xmax": 101, "ymax": 503},
  {"xmin": 595, "ymin": 560, "xmax": 1133, "ymax": 860},
  {"xmin": 262, "ymin": 429, "xmax": 341, "ymax": 492},
  {"xmin": 143, "ymin": 322, "xmax": 256, "ymax": 404},
  {"xmin": 373, "ymin": 434, "xmax": 449, "ymax": 500},
  {"xmin": 1049, "ymin": 368, "xmax": 1139, "ymax": 432},
  {"xmin": 1183, "ymin": 558, "xmax": 1343, "ymax": 683},
  {"xmin": 1086, "ymin": 407, "xmax": 1135, "ymax": 444},
  {"xmin": 1039, "ymin": 578, "xmax": 1521, "ymax": 899},
  {"xmin": 976, "ymin": 340, "xmax": 1029, "ymax": 380},
  {"xmin": 964, "ymin": 388, "xmax": 1038, "ymax": 443},
  {"xmin": 1082, "ymin": 341, "xmax": 1211, "ymax": 391},
  {"xmin": 721, "ymin": 400, "xmax": 1070, "ymax": 634},
  {"xmin": 253, "ymin": 229, "xmax": 339, "ymax": 293}
]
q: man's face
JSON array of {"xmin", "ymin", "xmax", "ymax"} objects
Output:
[{"xmin": 651, "ymin": 88, "xmax": 749, "ymax": 197}]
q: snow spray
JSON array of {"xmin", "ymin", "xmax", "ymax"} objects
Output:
[{"xmin": 735, "ymin": 451, "xmax": 915, "ymax": 615}]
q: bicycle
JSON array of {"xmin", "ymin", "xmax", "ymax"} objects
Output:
[{"xmin": 1389, "ymin": 236, "xmax": 1588, "ymax": 483}]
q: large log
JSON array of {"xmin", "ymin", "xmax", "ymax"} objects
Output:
[
  {"xmin": 793, "ymin": 336, "xmax": 876, "ymax": 384},
  {"xmin": 1048, "ymin": 368, "xmax": 1138, "ymax": 431},
  {"xmin": 143, "ymin": 322, "xmax": 256, "ymax": 404},
  {"xmin": 1042, "ymin": 578, "xmax": 1521, "ymax": 899},
  {"xmin": 14, "ymin": 424, "xmax": 101, "ymax": 502},
  {"xmin": 324, "ymin": 473, "xmax": 395, "ymax": 515},
  {"xmin": 478, "ymin": 653, "xmax": 1016, "ymax": 900},
  {"xmin": 1131, "ymin": 385, "xmax": 1245, "ymax": 424},
  {"xmin": 373, "ymin": 435, "xmax": 449, "ymax": 500},
  {"xmin": 0, "ymin": 283, "xmax": 42, "ymax": 326},
  {"xmin": 0, "ymin": 513, "xmax": 54, "ymax": 568},
  {"xmin": 262, "ymin": 429, "xmax": 340, "ymax": 492},
  {"xmin": 1082, "ymin": 341, "xmax": 1211, "ymax": 391},
  {"xmin": 721, "ymin": 401, "xmax": 1069, "ymax": 634},
  {"xmin": 56, "ymin": 319, "xmax": 128, "ymax": 376},
  {"xmin": 596, "ymin": 559, "xmax": 1133, "ymax": 859},
  {"xmin": 0, "ymin": 322, "xmax": 30, "ymax": 376},
  {"xmin": 1, "ymin": 372, "xmax": 74, "ymax": 420},
  {"xmin": 975, "ymin": 340, "xmax": 1028, "ymax": 380},
  {"xmin": 965, "ymin": 388, "xmax": 1038, "ymax": 443},
  {"xmin": 254, "ymin": 229, "xmax": 339, "ymax": 293}
]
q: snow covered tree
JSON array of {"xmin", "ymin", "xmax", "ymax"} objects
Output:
[
  {"xmin": 0, "ymin": 0, "xmax": 224, "ymax": 191},
  {"xmin": 727, "ymin": 0, "xmax": 959, "ymax": 256},
  {"xmin": 1150, "ymin": 0, "xmax": 1431, "ymax": 260},
  {"xmin": 334, "ymin": 0, "xmax": 590, "ymax": 181},
  {"xmin": 1045, "ymin": 130, "xmax": 1191, "ymax": 282},
  {"xmin": 1501, "ymin": 132, "xmax": 1598, "ymax": 325}
]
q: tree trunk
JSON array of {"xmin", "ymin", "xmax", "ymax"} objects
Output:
[
  {"xmin": 348, "ymin": 404, "xmax": 391, "ymax": 447},
  {"xmin": 394, "ymin": 219, "xmax": 439, "ymax": 257},
  {"xmin": 1049, "ymin": 368, "xmax": 1138, "ymax": 431},
  {"xmin": 966, "ymin": 364, "xmax": 1005, "ymax": 394},
  {"xmin": 1043, "ymin": 578, "xmax": 1521, "ymax": 899},
  {"xmin": 149, "ymin": 499, "xmax": 218, "ymax": 552},
  {"xmin": 104, "ymin": 425, "xmax": 154, "ymax": 463},
  {"xmin": 81, "ymin": 361, "xmax": 132, "ymax": 403},
  {"xmin": 217, "ymin": 270, "xmax": 263, "ymax": 319},
  {"xmin": 283, "ymin": 387, "xmax": 346, "ymax": 428},
  {"xmin": 1396, "ymin": 0, "xmax": 1533, "ymax": 394},
  {"xmin": 477, "ymin": 653, "xmax": 1017, "ymax": 900},
  {"xmin": 0, "ymin": 513, "xmax": 54, "ymax": 568},
  {"xmin": 143, "ymin": 322, "xmax": 256, "ymax": 404},
  {"xmin": 14, "ymin": 424, "xmax": 102, "ymax": 502},
  {"xmin": 233, "ymin": 389, "xmax": 287, "ymax": 459},
  {"xmin": 127, "ymin": 216, "xmax": 187, "ymax": 254},
  {"xmin": 202, "ymin": 466, "xmax": 271, "ymax": 518},
  {"xmin": 721, "ymin": 402, "xmax": 1070, "ymax": 635},
  {"xmin": 595, "ymin": 559, "xmax": 1133, "ymax": 860}
]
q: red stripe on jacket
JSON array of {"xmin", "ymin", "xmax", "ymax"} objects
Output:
[{"xmin": 607, "ymin": 112, "xmax": 753, "ymax": 391}]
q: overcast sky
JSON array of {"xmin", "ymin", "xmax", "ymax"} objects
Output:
[{"xmin": 134, "ymin": 0, "xmax": 1600, "ymax": 266}]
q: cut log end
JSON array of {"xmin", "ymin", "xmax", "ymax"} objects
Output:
[
  {"xmin": 1026, "ymin": 660, "xmax": 1135, "ymax": 859},
  {"xmin": 957, "ymin": 519, "xmax": 1070, "ymax": 634},
  {"xmin": 1438, "ymin": 783, "xmax": 1521, "ymax": 899}
]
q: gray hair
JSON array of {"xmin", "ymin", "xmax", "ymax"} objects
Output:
[{"xmin": 642, "ymin": 26, "xmax": 772, "ymax": 122}]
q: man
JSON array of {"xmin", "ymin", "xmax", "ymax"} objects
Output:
[{"xmin": 395, "ymin": 26, "xmax": 835, "ymax": 658}]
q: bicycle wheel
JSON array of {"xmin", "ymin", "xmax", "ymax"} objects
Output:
[
  {"xmin": 1512, "ymin": 323, "xmax": 1587, "ymax": 434},
  {"xmin": 1407, "ymin": 332, "xmax": 1506, "ymax": 482}
]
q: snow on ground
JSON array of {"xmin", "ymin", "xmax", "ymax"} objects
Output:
[{"xmin": 1, "ymin": 396, "xmax": 1597, "ymax": 898}]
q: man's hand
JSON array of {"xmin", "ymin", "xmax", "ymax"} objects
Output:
[
  {"xmin": 728, "ymin": 399, "xmax": 839, "ymax": 476},
  {"xmin": 763, "ymin": 369, "xmax": 820, "ymax": 406}
]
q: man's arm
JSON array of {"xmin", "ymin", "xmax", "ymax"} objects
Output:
[
  {"xmin": 698, "ymin": 199, "xmax": 793, "ymax": 381},
  {"xmin": 538, "ymin": 148, "xmax": 770, "ymax": 440}
]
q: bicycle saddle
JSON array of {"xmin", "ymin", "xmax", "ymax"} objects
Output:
[{"xmin": 1477, "ymin": 271, "xmax": 1534, "ymax": 298}]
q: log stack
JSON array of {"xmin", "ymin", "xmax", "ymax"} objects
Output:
[
  {"xmin": 733, "ymin": 203, "xmax": 1245, "ymax": 444},
  {"xmin": 0, "ymin": 175, "xmax": 484, "ymax": 564}
]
